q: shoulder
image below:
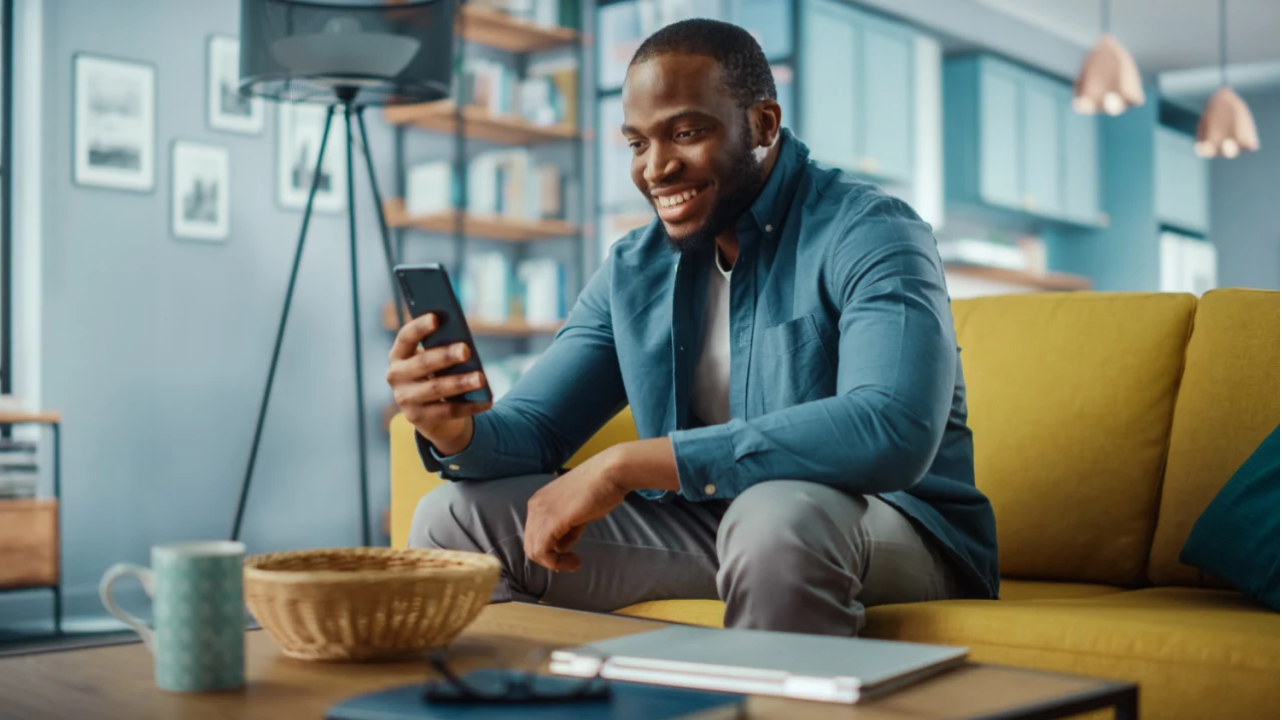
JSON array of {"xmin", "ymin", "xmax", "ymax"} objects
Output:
[
  {"xmin": 799, "ymin": 163, "xmax": 941, "ymax": 297},
  {"xmin": 604, "ymin": 216, "xmax": 675, "ymax": 273}
]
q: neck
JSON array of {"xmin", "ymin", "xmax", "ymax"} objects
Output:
[{"xmin": 714, "ymin": 138, "xmax": 782, "ymax": 268}]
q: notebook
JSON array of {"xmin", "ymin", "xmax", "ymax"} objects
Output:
[{"xmin": 549, "ymin": 625, "xmax": 967, "ymax": 704}]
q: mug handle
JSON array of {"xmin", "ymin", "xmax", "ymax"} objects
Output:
[{"xmin": 99, "ymin": 563, "xmax": 155, "ymax": 654}]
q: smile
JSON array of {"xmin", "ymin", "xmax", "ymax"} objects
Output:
[{"xmin": 654, "ymin": 185, "xmax": 707, "ymax": 208}]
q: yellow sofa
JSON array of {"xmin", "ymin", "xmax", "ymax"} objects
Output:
[{"xmin": 390, "ymin": 289, "xmax": 1280, "ymax": 720}]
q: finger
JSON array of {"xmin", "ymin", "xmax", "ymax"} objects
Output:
[
  {"xmin": 405, "ymin": 400, "xmax": 492, "ymax": 426},
  {"xmin": 388, "ymin": 313, "xmax": 437, "ymax": 362},
  {"xmin": 386, "ymin": 342, "xmax": 471, "ymax": 385},
  {"xmin": 553, "ymin": 525, "xmax": 585, "ymax": 553},
  {"xmin": 550, "ymin": 551, "xmax": 581, "ymax": 573}
]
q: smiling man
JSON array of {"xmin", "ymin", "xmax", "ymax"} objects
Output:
[{"xmin": 395, "ymin": 19, "xmax": 999, "ymax": 635}]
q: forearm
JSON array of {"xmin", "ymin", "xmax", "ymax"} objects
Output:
[{"xmin": 608, "ymin": 438, "xmax": 681, "ymax": 494}]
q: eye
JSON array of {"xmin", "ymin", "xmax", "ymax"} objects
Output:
[{"xmin": 675, "ymin": 127, "xmax": 706, "ymax": 141}]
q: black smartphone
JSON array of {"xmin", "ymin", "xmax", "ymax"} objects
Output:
[{"xmin": 393, "ymin": 263, "xmax": 492, "ymax": 404}]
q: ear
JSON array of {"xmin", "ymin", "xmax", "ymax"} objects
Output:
[{"xmin": 749, "ymin": 99, "xmax": 783, "ymax": 148}]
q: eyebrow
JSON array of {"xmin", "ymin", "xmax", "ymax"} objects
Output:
[{"xmin": 621, "ymin": 109, "xmax": 719, "ymax": 136}]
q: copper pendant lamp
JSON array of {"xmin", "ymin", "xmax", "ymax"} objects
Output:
[
  {"xmin": 1194, "ymin": 0, "xmax": 1259, "ymax": 159},
  {"xmin": 1072, "ymin": 0, "xmax": 1145, "ymax": 116}
]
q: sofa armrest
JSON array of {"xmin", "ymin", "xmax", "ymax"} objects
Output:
[{"xmin": 388, "ymin": 408, "xmax": 640, "ymax": 549}]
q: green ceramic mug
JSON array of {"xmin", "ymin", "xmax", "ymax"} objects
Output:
[{"xmin": 99, "ymin": 541, "xmax": 246, "ymax": 692}]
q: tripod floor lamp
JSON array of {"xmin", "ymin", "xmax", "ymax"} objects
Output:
[{"xmin": 230, "ymin": 0, "xmax": 459, "ymax": 545}]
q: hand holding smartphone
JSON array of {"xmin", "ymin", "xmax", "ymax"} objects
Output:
[{"xmin": 386, "ymin": 264, "xmax": 493, "ymax": 452}]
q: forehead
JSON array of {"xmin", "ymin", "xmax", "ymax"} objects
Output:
[{"xmin": 621, "ymin": 54, "xmax": 733, "ymax": 122}]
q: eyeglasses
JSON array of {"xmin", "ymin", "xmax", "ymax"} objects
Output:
[{"xmin": 422, "ymin": 638, "xmax": 611, "ymax": 705}]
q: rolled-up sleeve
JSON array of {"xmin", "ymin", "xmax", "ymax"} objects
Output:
[
  {"xmin": 668, "ymin": 198, "xmax": 956, "ymax": 501},
  {"xmin": 415, "ymin": 257, "xmax": 628, "ymax": 481}
]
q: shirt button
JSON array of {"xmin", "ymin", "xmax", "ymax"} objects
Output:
[
  {"xmin": 448, "ymin": 464, "xmax": 460, "ymax": 471},
  {"xmin": 764, "ymin": 224, "xmax": 773, "ymax": 233},
  {"xmin": 703, "ymin": 483, "xmax": 717, "ymax": 496}
]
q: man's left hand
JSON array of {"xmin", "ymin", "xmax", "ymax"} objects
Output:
[{"xmin": 524, "ymin": 447, "xmax": 631, "ymax": 572}]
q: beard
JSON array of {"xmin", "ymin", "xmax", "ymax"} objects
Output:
[{"xmin": 663, "ymin": 123, "xmax": 766, "ymax": 255}]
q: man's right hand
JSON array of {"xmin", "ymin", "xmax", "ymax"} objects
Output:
[{"xmin": 385, "ymin": 313, "xmax": 492, "ymax": 456}]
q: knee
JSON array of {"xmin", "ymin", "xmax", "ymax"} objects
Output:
[
  {"xmin": 717, "ymin": 481, "xmax": 867, "ymax": 580},
  {"xmin": 408, "ymin": 482, "xmax": 483, "ymax": 552}
]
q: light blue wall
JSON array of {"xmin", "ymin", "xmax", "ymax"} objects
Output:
[
  {"xmin": 1210, "ymin": 88, "xmax": 1280, "ymax": 290},
  {"xmin": 4, "ymin": 0, "xmax": 403, "ymax": 623}
]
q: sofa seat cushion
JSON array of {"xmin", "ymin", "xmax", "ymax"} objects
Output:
[
  {"xmin": 864, "ymin": 587, "xmax": 1279, "ymax": 720},
  {"xmin": 611, "ymin": 581, "xmax": 1128, "ymax": 628}
]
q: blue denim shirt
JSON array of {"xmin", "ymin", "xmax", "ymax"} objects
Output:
[{"xmin": 419, "ymin": 129, "xmax": 999, "ymax": 599}]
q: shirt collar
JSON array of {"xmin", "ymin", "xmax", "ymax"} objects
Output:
[{"xmin": 744, "ymin": 127, "xmax": 810, "ymax": 237}]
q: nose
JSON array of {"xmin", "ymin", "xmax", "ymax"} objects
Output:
[{"xmin": 643, "ymin": 142, "xmax": 681, "ymax": 187}]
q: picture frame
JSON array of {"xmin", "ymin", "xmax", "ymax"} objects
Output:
[
  {"xmin": 207, "ymin": 35, "xmax": 263, "ymax": 135},
  {"xmin": 73, "ymin": 54, "xmax": 156, "ymax": 192},
  {"xmin": 276, "ymin": 102, "xmax": 346, "ymax": 213},
  {"xmin": 171, "ymin": 141, "xmax": 230, "ymax": 242}
]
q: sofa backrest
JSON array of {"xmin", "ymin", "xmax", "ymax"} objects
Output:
[
  {"xmin": 1148, "ymin": 288, "xmax": 1280, "ymax": 587},
  {"xmin": 951, "ymin": 292, "xmax": 1197, "ymax": 586}
]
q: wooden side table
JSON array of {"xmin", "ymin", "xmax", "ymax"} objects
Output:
[{"xmin": 0, "ymin": 411, "xmax": 63, "ymax": 635}]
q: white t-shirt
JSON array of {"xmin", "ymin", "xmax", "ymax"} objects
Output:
[{"xmin": 690, "ymin": 248, "xmax": 733, "ymax": 427}]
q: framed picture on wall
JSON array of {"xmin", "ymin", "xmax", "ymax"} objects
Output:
[
  {"xmin": 73, "ymin": 54, "xmax": 155, "ymax": 192},
  {"xmin": 171, "ymin": 141, "xmax": 230, "ymax": 242},
  {"xmin": 207, "ymin": 35, "xmax": 263, "ymax": 134},
  {"xmin": 276, "ymin": 102, "xmax": 345, "ymax": 213}
]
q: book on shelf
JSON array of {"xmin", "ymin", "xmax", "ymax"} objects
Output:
[
  {"xmin": 469, "ymin": 0, "xmax": 579, "ymax": 29},
  {"xmin": 468, "ymin": 150, "xmax": 566, "ymax": 222},
  {"xmin": 405, "ymin": 161, "xmax": 457, "ymax": 217},
  {"xmin": 459, "ymin": 57, "xmax": 576, "ymax": 128},
  {"xmin": 516, "ymin": 258, "xmax": 567, "ymax": 325},
  {"xmin": 0, "ymin": 470, "xmax": 39, "ymax": 499},
  {"xmin": 460, "ymin": 251, "xmax": 511, "ymax": 323}
]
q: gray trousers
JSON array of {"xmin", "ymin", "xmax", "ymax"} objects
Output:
[{"xmin": 409, "ymin": 475, "xmax": 959, "ymax": 635}]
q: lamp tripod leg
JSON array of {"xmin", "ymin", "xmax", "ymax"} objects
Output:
[
  {"xmin": 231, "ymin": 104, "xmax": 338, "ymax": 543},
  {"xmin": 344, "ymin": 103, "xmax": 373, "ymax": 547}
]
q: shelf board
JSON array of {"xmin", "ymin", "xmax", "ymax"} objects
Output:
[
  {"xmin": 383, "ymin": 199, "xmax": 577, "ymax": 242},
  {"xmin": 944, "ymin": 263, "xmax": 1092, "ymax": 292},
  {"xmin": 0, "ymin": 411, "xmax": 61, "ymax": 425},
  {"xmin": 381, "ymin": 300, "xmax": 562, "ymax": 337},
  {"xmin": 383, "ymin": 101, "xmax": 578, "ymax": 145},
  {"xmin": 460, "ymin": 4, "xmax": 579, "ymax": 53}
]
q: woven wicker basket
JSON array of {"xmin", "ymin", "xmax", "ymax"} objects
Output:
[{"xmin": 243, "ymin": 547, "xmax": 499, "ymax": 662}]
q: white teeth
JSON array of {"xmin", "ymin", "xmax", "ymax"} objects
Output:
[{"xmin": 656, "ymin": 186, "xmax": 702, "ymax": 209}]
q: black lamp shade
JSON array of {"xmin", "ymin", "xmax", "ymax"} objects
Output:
[{"xmin": 238, "ymin": 0, "xmax": 458, "ymax": 106}]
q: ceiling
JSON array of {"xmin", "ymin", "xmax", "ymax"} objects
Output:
[{"xmin": 974, "ymin": 0, "xmax": 1280, "ymax": 73}]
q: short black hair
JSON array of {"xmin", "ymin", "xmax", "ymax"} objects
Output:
[{"xmin": 629, "ymin": 19, "xmax": 776, "ymax": 110}]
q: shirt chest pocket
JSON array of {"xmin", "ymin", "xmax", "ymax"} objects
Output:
[{"xmin": 756, "ymin": 313, "xmax": 836, "ymax": 413}]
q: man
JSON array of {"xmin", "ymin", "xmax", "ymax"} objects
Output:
[{"xmin": 387, "ymin": 19, "xmax": 998, "ymax": 636}]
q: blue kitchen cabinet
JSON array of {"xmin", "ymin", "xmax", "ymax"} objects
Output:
[
  {"xmin": 801, "ymin": 0, "xmax": 915, "ymax": 185},
  {"xmin": 800, "ymin": 0, "xmax": 859, "ymax": 169},
  {"xmin": 858, "ymin": 12, "xmax": 914, "ymax": 182},
  {"xmin": 946, "ymin": 55, "xmax": 1100, "ymax": 226},
  {"xmin": 1020, "ymin": 78, "xmax": 1062, "ymax": 215},
  {"xmin": 976, "ymin": 58, "xmax": 1022, "ymax": 208},
  {"xmin": 1061, "ymin": 88, "xmax": 1101, "ymax": 224},
  {"xmin": 1155, "ymin": 126, "xmax": 1209, "ymax": 234}
]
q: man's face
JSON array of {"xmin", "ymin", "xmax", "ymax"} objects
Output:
[{"xmin": 622, "ymin": 54, "xmax": 764, "ymax": 253}]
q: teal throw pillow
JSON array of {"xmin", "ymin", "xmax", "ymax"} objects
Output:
[{"xmin": 1179, "ymin": 426, "xmax": 1279, "ymax": 611}]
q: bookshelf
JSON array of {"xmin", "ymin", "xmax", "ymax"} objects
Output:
[
  {"xmin": 381, "ymin": 1, "xmax": 586, "ymax": 476},
  {"xmin": 459, "ymin": 4, "xmax": 579, "ymax": 53},
  {"xmin": 382, "ymin": 299, "xmax": 564, "ymax": 336},
  {"xmin": 0, "ymin": 411, "xmax": 63, "ymax": 635},
  {"xmin": 384, "ymin": 101, "xmax": 579, "ymax": 145},
  {"xmin": 383, "ymin": 198, "xmax": 577, "ymax": 242}
]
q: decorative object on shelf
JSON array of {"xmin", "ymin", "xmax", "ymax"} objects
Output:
[
  {"xmin": 171, "ymin": 141, "xmax": 230, "ymax": 242},
  {"xmin": 276, "ymin": 102, "xmax": 346, "ymax": 212},
  {"xmin": 206, "ymin": 36, "xmax": 264, "ymax": 135},
  {"xmin": 231, "ymin": 0, "xmax": 458, "ymax": 548},
  {"xmin": 1072, "ymin": 0, "xmax": 1144, "ymax": 116},
  {"xmin": 72, "ymin": 54, "xmax": 155, "ymax": 192},
  {"xmin": 243, "ymin": 547, "xmax": 499, "ymax": 661},
  {"xmin": 1194, "ymin": 0, "xmax": 1259, "ymax": 159}
]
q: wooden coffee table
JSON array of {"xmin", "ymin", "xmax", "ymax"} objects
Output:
[{"xmin": 0, "ymin": 602, "xmax": 1136, "ymax": 719}]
